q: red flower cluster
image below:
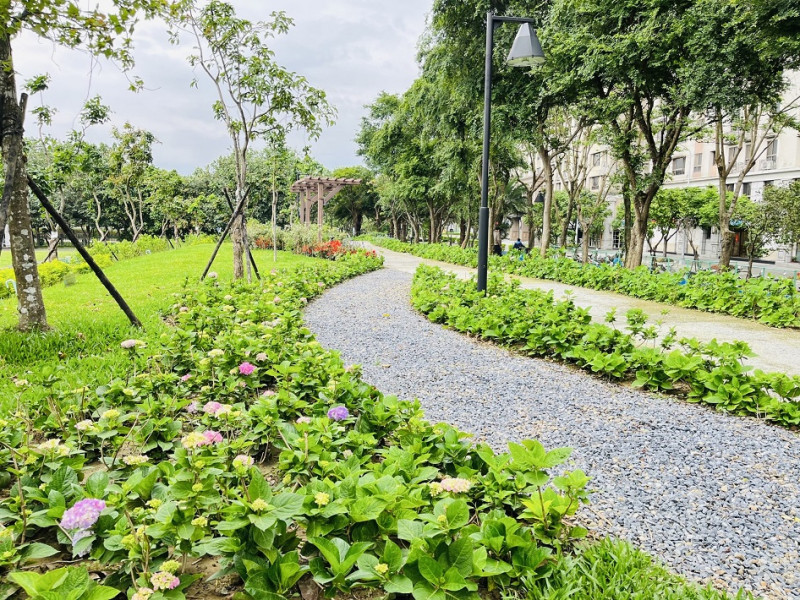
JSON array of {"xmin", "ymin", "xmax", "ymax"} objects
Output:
[{"xmin": 300, "ymin": 239, "xmax": 347, "ymax": 259}]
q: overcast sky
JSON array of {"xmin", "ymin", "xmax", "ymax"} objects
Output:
[{"xmin": 15, "ymin": 1, "xmax": 431, "ymax": 175}]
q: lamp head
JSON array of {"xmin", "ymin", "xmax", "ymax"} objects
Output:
[{"xmin": 506, "ymin": 23, "xmax": 545, "ymax": 68}]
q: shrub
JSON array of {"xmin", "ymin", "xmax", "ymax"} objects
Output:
[
  {"xmin": 412, "ymin": 265, "xmax": 800, "ymax": 429},
  {"xmin": 369, "ymin": 237, "xmax": 800, "ymax": 329}
]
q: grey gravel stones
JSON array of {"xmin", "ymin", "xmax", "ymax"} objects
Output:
[{"xmin": 304, "ymin": 268, "xmax": 800, "ymax": 600}]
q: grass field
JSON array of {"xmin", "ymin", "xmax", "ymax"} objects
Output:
[
  {"xmin": 0, "ymin": 246, "xmax": 78, "ymax": 269},
  {"xmin": 0, "ymin": 244, "xmax": 321, "ymax": 404}
]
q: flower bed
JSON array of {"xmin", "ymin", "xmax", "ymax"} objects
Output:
[
  {"xmin": 412, "ymin": 265, "xmax": 800, "ymax": 429},
  {"xmin": 0, "ymin": 250, "xmax": 598, "ymax": 600},
  {"xmin": 368, "ymin": 237, "xmax": 800, "ymax": 329}
]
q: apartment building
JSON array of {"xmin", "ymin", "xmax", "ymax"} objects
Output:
[{"xmin": 514, "ymin": 72, "xmax": 800, "ymax": 264}]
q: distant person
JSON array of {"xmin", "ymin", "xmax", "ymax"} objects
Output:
[{"xmin": 513, "ymin": 238, "xmax": 525, "ymax": 251}]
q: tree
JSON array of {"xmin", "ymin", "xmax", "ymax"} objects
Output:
[
  {"xmin": 733, "ymin": 196, "xmax": 781, "ymax": 278},
  {"xmin": 681, "ymin": 0, "xmax": 800, "ymax": 268},
  {"xmin": 763, "ymin": 182, "xmax": 800, "ymax": 261},
  {"xmin": 576, "ymin": 189, "xmax": 610, "ymax": 263},
  {"xmin": 0, "ymin": 0, "xmax": 178, "ymax": 330},
  {"xmin": 183, "ymin": 0, "xmax": 334, "ymax": 280},
  {"xmin": 329, "ymin": 167, "xmax": 377, "ymax": 236},
  {"xmin": 108, "ymin": 124, "xmax": 155, "ymax": 242},
  {"xmin": 547, "ymin": 0, "xmax": 704, "ymax": 269}
]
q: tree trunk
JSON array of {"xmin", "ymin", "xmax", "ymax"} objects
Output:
[
  {"xmin": 46, "ymin": 233, "xmax": 59, "ymax": 261},
  {"xmin": 625, "ymin": 211, "xmax": 647, "ymax": 269},
  {"xmin": 581, "ymin": 224, "xmax": 590, "ymax": 264},
  {"xmin": 231, "ymin": 185, "xmax": 246, "ymax": 279},
  {"xmin": 718, "ymin": 179, "xmax": 734, "ymax": 268},
  {"xmin": 623, "ymin": 187, "xmax": 632, "ymax": 260},
  {"xmin": 559, "ymin": 195, "xmax": 575, "ymax": 248},
  {"xmin": 1, "ymin": 34, "xmax": 48, "ymax": 330},
  {"xmin": 538, "ymin": 148, "xmax": 554, "ymax": 258},
  {"xmin": 355, "ymin": 212, "xmax": 363, "ymax": 237}
]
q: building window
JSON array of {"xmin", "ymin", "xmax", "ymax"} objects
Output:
[
  {"xmin": 590, "ymin": 176, "xmax": 599, "ymax": 190},
  {"xmin": 672, "ymin": 157, "xmax": 686, "ymax": 175},
  {"xmin": 693, "ymin": 153, "xmax": 702, "ymax": 173},
  {"xmin": 726, "ymin": 183, "xmax": 734, "ymax": 192},
  {"xmin": 742, "ymin": 182, "xmax": 751, "ymax": 197},
  {"xmin": 764, "ymin": 180, "xmax": 774, "ymax": 189},
  {"xmin": 703, "ymin": 226, "xmax": 711, "ymax": 240},
  {"xmin": 727, "ymin": 146, "xmax": 737, "ymax": 164},
  {"xmin": 612, "ymin": 229, "xmax": 621, "ymax": 249},
  {"xmin": 592, "ymin": 152, "xmax": 602, "ymax": 167},
  {"xmin": 766, "ymin": 139, "xmax": 778, "ymax": 162}
]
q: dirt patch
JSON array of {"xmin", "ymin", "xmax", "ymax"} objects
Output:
[{"xmin": 185, "ymin": 557, "xmax": 242, "ymax": 600}]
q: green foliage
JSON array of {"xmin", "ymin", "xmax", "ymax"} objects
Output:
[
  {"xmin": 527, "ymin": 538, "xmax": 753, "ymax": 600},
  {"xmin": 0, "ymin": 247, "xmax": 595, "ymax": 600},
  {"xmin": 7, "ymin": 566, "xmax": 120, "ymax": 600},
  {"xmin": 412, "ymin": 264, "xmax": 800, "ymax": 429},
  {"xmin": 370, "ymin": 237, "xmax": 800, "ymax": 329}
]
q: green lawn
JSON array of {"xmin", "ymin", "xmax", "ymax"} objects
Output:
[
  {"xmin": 0, "ymin": 246, "xmax": 78, "ymax": 270},
  {"xmin": 0, "ymin": 244, "xmax": 322, "ymax": 402}
]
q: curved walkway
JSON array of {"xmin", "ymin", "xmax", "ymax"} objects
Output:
[
  {"xmin": 305, "ymin": 267, "xmax": 800, "ymax": 600},
  {"xmin": 362, "ymin": 243, "xmax": 800, "ymax": 377}
]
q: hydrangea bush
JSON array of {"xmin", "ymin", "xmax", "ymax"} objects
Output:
[{"xmin": 0, "ymin": 250, "xmax": 597, "ymax": 600}]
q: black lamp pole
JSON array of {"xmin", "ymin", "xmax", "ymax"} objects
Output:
[{"xmin": 477, "ymin": 13, "xmax": 543, "ymax": 293}]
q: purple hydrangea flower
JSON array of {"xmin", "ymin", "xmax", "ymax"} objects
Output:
[
  {"xmin": 61, "ymin": 498, "xmax": 106, "ymax": 531},
  {"xmin": 327, "ymin": 406, "xmax": 349, "ymax": 421}
]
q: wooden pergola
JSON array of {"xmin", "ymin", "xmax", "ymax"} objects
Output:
[{"xmin": 291, "ymin": 176, "xmax": 362, "ymax": 242}]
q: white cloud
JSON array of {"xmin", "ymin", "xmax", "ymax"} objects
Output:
[{"xmin": 15, "ymin": 0, "xmax": 429, "ymax": 174}]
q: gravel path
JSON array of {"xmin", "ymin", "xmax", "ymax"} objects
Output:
[{"xmin": 305, "ymin": 269, "xmax": 800, "ymax": 600}]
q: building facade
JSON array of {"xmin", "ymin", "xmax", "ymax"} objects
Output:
[{"xmin": 516, "ymin": 73, "xmax": 800, "ymax": 265}]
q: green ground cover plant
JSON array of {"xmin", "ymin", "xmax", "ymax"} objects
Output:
[
  {"xmin": 368, "ymin": 238, "xmax": 800, "ymax": 329},
  {"xmin": 412, "ymin": 265, "xmax": 800, "ymax": 429},
  {"xmin": 0, "ymin": 246, "xmax": 746, "ymax": 600}
]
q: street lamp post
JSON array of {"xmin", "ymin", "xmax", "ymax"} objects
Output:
[{"xmin": 477, "ymin": 13, "xmax": 545, "ymax": 293}]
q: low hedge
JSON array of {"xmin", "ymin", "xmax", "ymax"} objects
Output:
[
  {"xmin": 369, "ymin": 237, "xmax": 800, "ymax": 329},
  {"xmin": 412, "ymin": 265, "xmax": 800, "ymax": 429}
]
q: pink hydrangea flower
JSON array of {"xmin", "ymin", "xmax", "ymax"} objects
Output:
[
  {"xmin": 150, "ymin": 571, "xmax": 180, "ymax": 591},
  {"xmin": 256, "ymin": 352, "xmax": 268, "ymax": 362},
  {"xmin": 181, "ymin": 373, "xmax": 192, "ymax": 382},
  {"xmin": 296, "ymin": 416, "xmax": 312, "ymax": 424},
  {"xmin": 239, "ymin": 362, "xmax": 255, "ymax": 376},
  {"xmin": 202, "ymin": 430, "xmax": 223, "ymax": 444},
  {"xmin": 203, "ymin": 401, "xmax": 222, "ymax": 415},
  {"xmin": 120, "ymin": 339, "xmax": 138, "ymax": 349},
  {"xmin": 185, "ymin": 401, "xmax": 199, "ymax": 414},
  {"xmin": 261, "ymin": 389, "xmax": 276, "ymax": 397}
]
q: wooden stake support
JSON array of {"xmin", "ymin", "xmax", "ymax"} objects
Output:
[{"xmin": 27, "ymin": 175, "xmax": 143, "ymax": 329}]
